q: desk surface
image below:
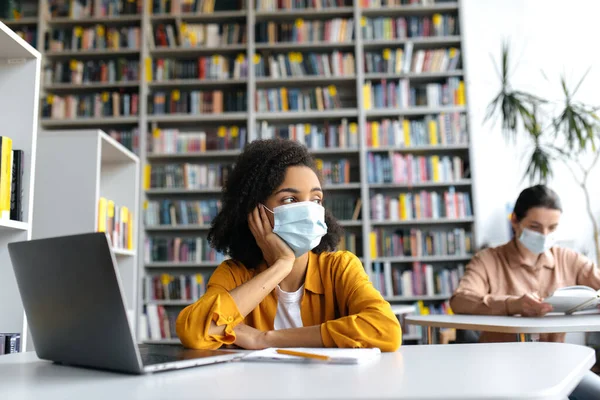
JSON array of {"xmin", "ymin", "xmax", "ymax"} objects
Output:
[
  {"xmin": 406, "ymin": 312, "xmax": 600, "ymax": 333},
  {"xmin": 0, "ymin": 342, "xmax": 594, "ymax": 400}
]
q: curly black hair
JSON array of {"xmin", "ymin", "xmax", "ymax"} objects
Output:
[{"xmin": 208, "ymin": 138, "xmax": 344, "ymax": 269}]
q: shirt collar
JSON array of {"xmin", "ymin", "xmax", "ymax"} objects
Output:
[
  {"xmin": 304, "ymin": 252, "xmax": 324, "ymax": 294},
  {"xmin": 505, "ymin": 238, "xmax": 556, "ymax": 269}
]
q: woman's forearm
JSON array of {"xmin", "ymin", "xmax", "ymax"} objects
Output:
[{"xmin": 264, "ymin": 325, "xmax": 324, "ymax": 348}]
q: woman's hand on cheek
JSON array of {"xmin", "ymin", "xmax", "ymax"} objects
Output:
[
  {"xmin": 248, "ymin": 205, "xmax": 295, "ymax": 267},
  {"xmin": 233, "ymin": 324, "xmax": 269, "ymax": 350}
]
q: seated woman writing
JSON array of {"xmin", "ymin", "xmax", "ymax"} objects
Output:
[{"xmin": 176, "ymin": 138, "xmax": 401, "ymax": 351}]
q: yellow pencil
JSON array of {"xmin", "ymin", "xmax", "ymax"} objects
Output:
[{"xmin": 276, "ymin": 349, "xmax": 330, "ymax": 361}]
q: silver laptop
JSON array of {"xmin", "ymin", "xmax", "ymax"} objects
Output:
[{"xmin": 7, "ymin": 232, "xmax": 242, "ymax": 374}]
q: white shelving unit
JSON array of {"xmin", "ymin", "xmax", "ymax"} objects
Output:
[
  {"xmin": 31, "ymin": 129, "xmax": 140, "ymax": 335},
  {"xmin": 0, "ymin": 21, "xmax": 41, "ymax": 352}
]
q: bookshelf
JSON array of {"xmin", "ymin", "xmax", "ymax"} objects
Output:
[
  {"xmin": 31, "ymin": 129, "xmax": 140, "ymax": 336},
  {"xmin": 0, "ymin": 21, "xmax": 41, "ymax": 353},
  {"xmin": 8, "ymin": 0, "xmax": 476, "ymax": 344}
]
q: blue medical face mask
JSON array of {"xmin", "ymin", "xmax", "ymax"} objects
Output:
[
  {"xmin": 518, "ymin": 227, "xmax": 555, "ymax": 255},
  {"xmin": 263, "ymin": 201, "xmax": 328, "ymax": 258}
]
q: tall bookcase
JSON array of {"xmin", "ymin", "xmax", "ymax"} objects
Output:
[
  {"xmin": 31, "ymin": 129, "xmax": 140, "ymax": 336},
  {"xmin": 2, "ymin": 0, "xmax": 476, "ymax": 345},
  {"xmin": 0, "ymin": 21, "xmax": 41, "ymax": 352}
]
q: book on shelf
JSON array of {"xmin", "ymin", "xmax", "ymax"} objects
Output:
[
  {"xmin": 367, "ymin": 153, "xmax": 467, "ymax": 185},
  {"xmin": 362, "ymin": 13, "xmax": 458, "ymax": 41},
  {"xmin": 366, "ymin": 113, "xmax": 468, "ymax": 147},
  {"xmin": 144, "ymin": 304, "xmax": 182, "ymax": 341},
  {"xmin": 370, "ymin": 188, "xmax": 472, "ymax": 221},
  {"xmin": 0, "ymin": 333, "xmax": 21, "ymax": 355},
  {"xmin": 0, "ymin": 137, "xmax": 15, "ymax": 221},
  {"xmin": 0, "ymin": 0, "xmax": 37, "ymax": 19},
  {"xmin": 363, "ymin": 77, "xmax": 465, "ymax": 109},
  {"xmin": 258, "ymin": 120, "xmax": 359, "ymax": 149},
  {"xmin": 328, "ymin": 195, "xmax": 362, "ymax": 221},
  {"xmin": 370, "ymin": 227, "xmax": 473, "ymax": 259},
  {"xmin": 364, "ymin": 47, "xmax": 461, "ymax": 75},
  {"xmin": 150, "ymin": 21, "xmax": 246, "ymax": 48},
  {"xmin": 144, "ymin": 273, "xmax": 207, "ymax": 301},
  {"xmin": 255, "ymin": 18, "xmax": 354, "ymax": 44},
  {"xmin": 152, "ymin": 55, "xmax": 248, "ymax": 81},
  {"xmin": 371, "ymin": 261, "xmax": 464, "ymax": 298},
  {"xmin": 149, "ymin": 127, "xmax": 247, "ymax": 154},
  {"xmin": 97, "ymin": 197, "xmax": 134, "ymax": 251},
  {"xmin": 361, "ymin": 0, "xmax": 439, "ymax": 7},
  {"xmin": 46, "ymin": 25, "xmax": 141, "ymax": 52},
  {"xmin": 397, "ymin": 299, "xmax": 453, "ymax": 341},
  {"xmin": 144, "ymin": 199, "xmax": 221, "ymax": 227},
  {"xmin": 150, "ymin": 89, "xmax": 246, "ymax": 114},
  {"xmin": 45, "ymin": 59, "xmax": 140, "ymax": 85},
  {"xmin": 315, "ymin": 158, "xmax": 356, "ymax": 185},
  {"xmin": 144, "ymin": 236, "xmax": 226, "ymax": 263},
  {"xmin": 256, "ymin": 0, "xmax": 348, "ymax": 10},
  {"xmin": 145, "ymin": 163, "xmax": 233, "ymax": 190},
  {"xmin": 152, "ymin": 0, "xmax": 246, "ymax": 14},
  {"xmin": 10, "ymin": 149, "xmax": 24, "ymax": 222},
  {"xmin": 47, "ymin": 0, "xmax": 142, "ymax": 18},
  {"xmin": 41, "ymin": 91, "xmax": 140, "ymax": 119},
  {"xmin": 255, "ymin": 51, "xmax": 355, "ymax": 78},
  {"xmin": 338, "ymin": 231, "xmax": 360, "ymax": 256},
  {"xmin": 10, "ymin": 26, "xmax": 37, "ymax": 48},
  {"xmin": 255, "ymin": 86, "xmax": 343, "ymax": 112},
  {"xmin": 107, "ymin": 128, "xmax": 139, "ymax": 154}
]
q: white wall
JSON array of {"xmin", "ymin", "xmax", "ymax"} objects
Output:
[{"xmin": 462, "ymin": 0, "xmax": 600, "ymax": 261}]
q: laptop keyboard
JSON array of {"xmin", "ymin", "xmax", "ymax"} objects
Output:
[{"xmin": 141, "ymin": 352, "xmax": 181, "ymax": 366}]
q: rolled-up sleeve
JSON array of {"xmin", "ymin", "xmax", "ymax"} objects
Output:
[
  {"xmin": 176, "ymin": 262, "xmax": 245, "ymax": 349},
  {"xmin": 320, "ymin": 255, "xmax": 402, "ymax": 352},
  {"xmin": 450, "ymin": 254, "xmax": 513, "ymax": 315}
]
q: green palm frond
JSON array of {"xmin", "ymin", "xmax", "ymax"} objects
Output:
[{"xmin": 524, "ymin": 145, "xmax": 554, "ymax": 184}]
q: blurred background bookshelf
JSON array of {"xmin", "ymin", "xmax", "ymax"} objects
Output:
[{"xmin": 1, "ymin": 0, "xmax": 474, "ymax": 345}]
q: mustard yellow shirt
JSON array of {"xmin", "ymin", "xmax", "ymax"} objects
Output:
[{"xmin": 176, "ymin": 251, "xmax": 402, "ymax": 352}]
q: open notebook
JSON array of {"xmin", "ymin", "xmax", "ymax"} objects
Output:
[
  {"xmin": 242, "ymin": 348, "xmax": 381, "ymax": 365},
  {"xmin": 543, "ymin": 286, "xmax": 600, "ymax": 314}
]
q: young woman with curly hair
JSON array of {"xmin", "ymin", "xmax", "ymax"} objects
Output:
[{"xmin": 176, "ymin": 139, "xmax": 401, "ymax": 352}]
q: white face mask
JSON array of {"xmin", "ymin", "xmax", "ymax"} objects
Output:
[
  {"xmin": 263, "ymin": 202, "xmax": 328, "ymax": 258},
  {"xmin": 518, "ymin": 228, "xmax": 555, "ymax": 255}
]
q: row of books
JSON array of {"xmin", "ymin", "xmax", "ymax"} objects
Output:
[
  {"xmin": 144, "ymin": 236, "xmax": 227, "ymax": 263},
  {"xmin": 257, "ymin": 120, "xmax": 359, "ymax": 149},
  {"xmin": 398, "ymin": 300, "xmax": 452, "ymax": 340},
  {"xmin": 338, "ymin": 232, "xmax": 360, "ymax": 255},
  {"xmin": 361, "ymin": 0, "xmax": 440, "ymax": 8},
  {"xmin": 150, "ymin": 90, "xmax": 247, "ymax": 114},
  {"xmin": 12, "ymin": 27, "xmax": 37, "ymax": 48},
  {"xmin": 327, "ymin": 196, "xmax": 362, "ymax": 221},
  {"xmin": 144, "ymin": 273, "xmax": 207, "ymax": 301},
  {"xmin": 369, "ymin": 227, "xmax": 473, "ymax": 258},
  {"xmin": 0, "ymin": 333, "xmax": 21, "ymax": 355},
  {"xmin": 362, "ymin": 14, "xmax": 458, "ymax": 40},
  {"xmin": 364, "ymin": 77, "xmax": 465, "ymax": 109},
  {"xmin": 0, "ymin": 0, "xmax": 37, "ymax": 19},
  {"xmin": 144, "ymin": 199, "xmax": 221, "ymax": 227},
  {"xmin": 45, "ymin": 59, "xmax": 139, "ymax": 85},
  {"xmin": 97, "ymin": 197, "xmax": 134, "ymax": 251},
  {"xmin": 372, "ymin": 261, "xmax": 464, "ymax": 298},
  {"xmin": 255, "ymin": 0, "xmax": 347, "ymax": 9},
  {"xmin": 46, "ymin": 26, "xmax": 141, "ymax": 52},
  {"xmin": 370, "ymin": 189, "xmax": 473, "ymax": 221},
  {"xmin": 149, "ymin": 127, "xmax": 247, "ymax": 154},
  {"xmin": 0, "ymin": 137, "xmax": 25, "ymax": 222},
  {"xmin": 366, "ymin": 113, "xmax": 468, "ymax": 147},
  {"xmin": 146, "ymin": 163, "xmax": 232, "ymax": 189},
  {"xmin": 255, "ymin": 86, "xmax": 343, "ymax": 112},
  {"xmin": 364, "ymin": 47, "xmax": 461, "ymax": 75},
  {"xmin": 152, "ymin": 22, "xmax": 246, "ymax": 48},
  {"xmin": 255, "ymin": 18, "xmax": 354, "ymax": 44},
  {"xmin": 108, "ymin": 129, "xmax": 139, "ymax": 154},
  {"xmin": 48, "ymin": 0, "xmax": 142, "ymax": 17},
  {"xmin": 41, "ymin": 92, "xmax": 140, "ymax": 119},
  {"xmin": 143, "ymin": 304, "xmax": 179, "ymax": 340},
  {"xmin": 367, "ymin": 153, "xmax": 467, "ymax": 184},
  {"xmin": 255, "ymin": 51, "xmax": 355, "ymax": 78},
  {"xmin": 152, "ymin": 0, "xmax": 245, "ymax": 14},
  {"xmin": 152, "ymin": 56, "xmax": 248, "ymax": 81},
  {"xmin": 315, "ymin": 158, "xmax": 354, "ymax": 185}
]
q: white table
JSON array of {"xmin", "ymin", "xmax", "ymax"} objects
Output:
[
  {"xmin": 406, "ymin": 313, "xmax": 600, "ymax": 343},
  {"xmin": 0, "ymin": 342, "xmax": 594, "ymax": 400}
]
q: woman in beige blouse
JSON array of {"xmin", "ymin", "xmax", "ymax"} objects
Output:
[{"xmin": 450, "ymin": 184, "xmax": 600, "ymax": 400}]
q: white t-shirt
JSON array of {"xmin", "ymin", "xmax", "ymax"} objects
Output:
[{"xmin": 273, "ymin": 284, "xmax": 304, "ymax": 330}]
